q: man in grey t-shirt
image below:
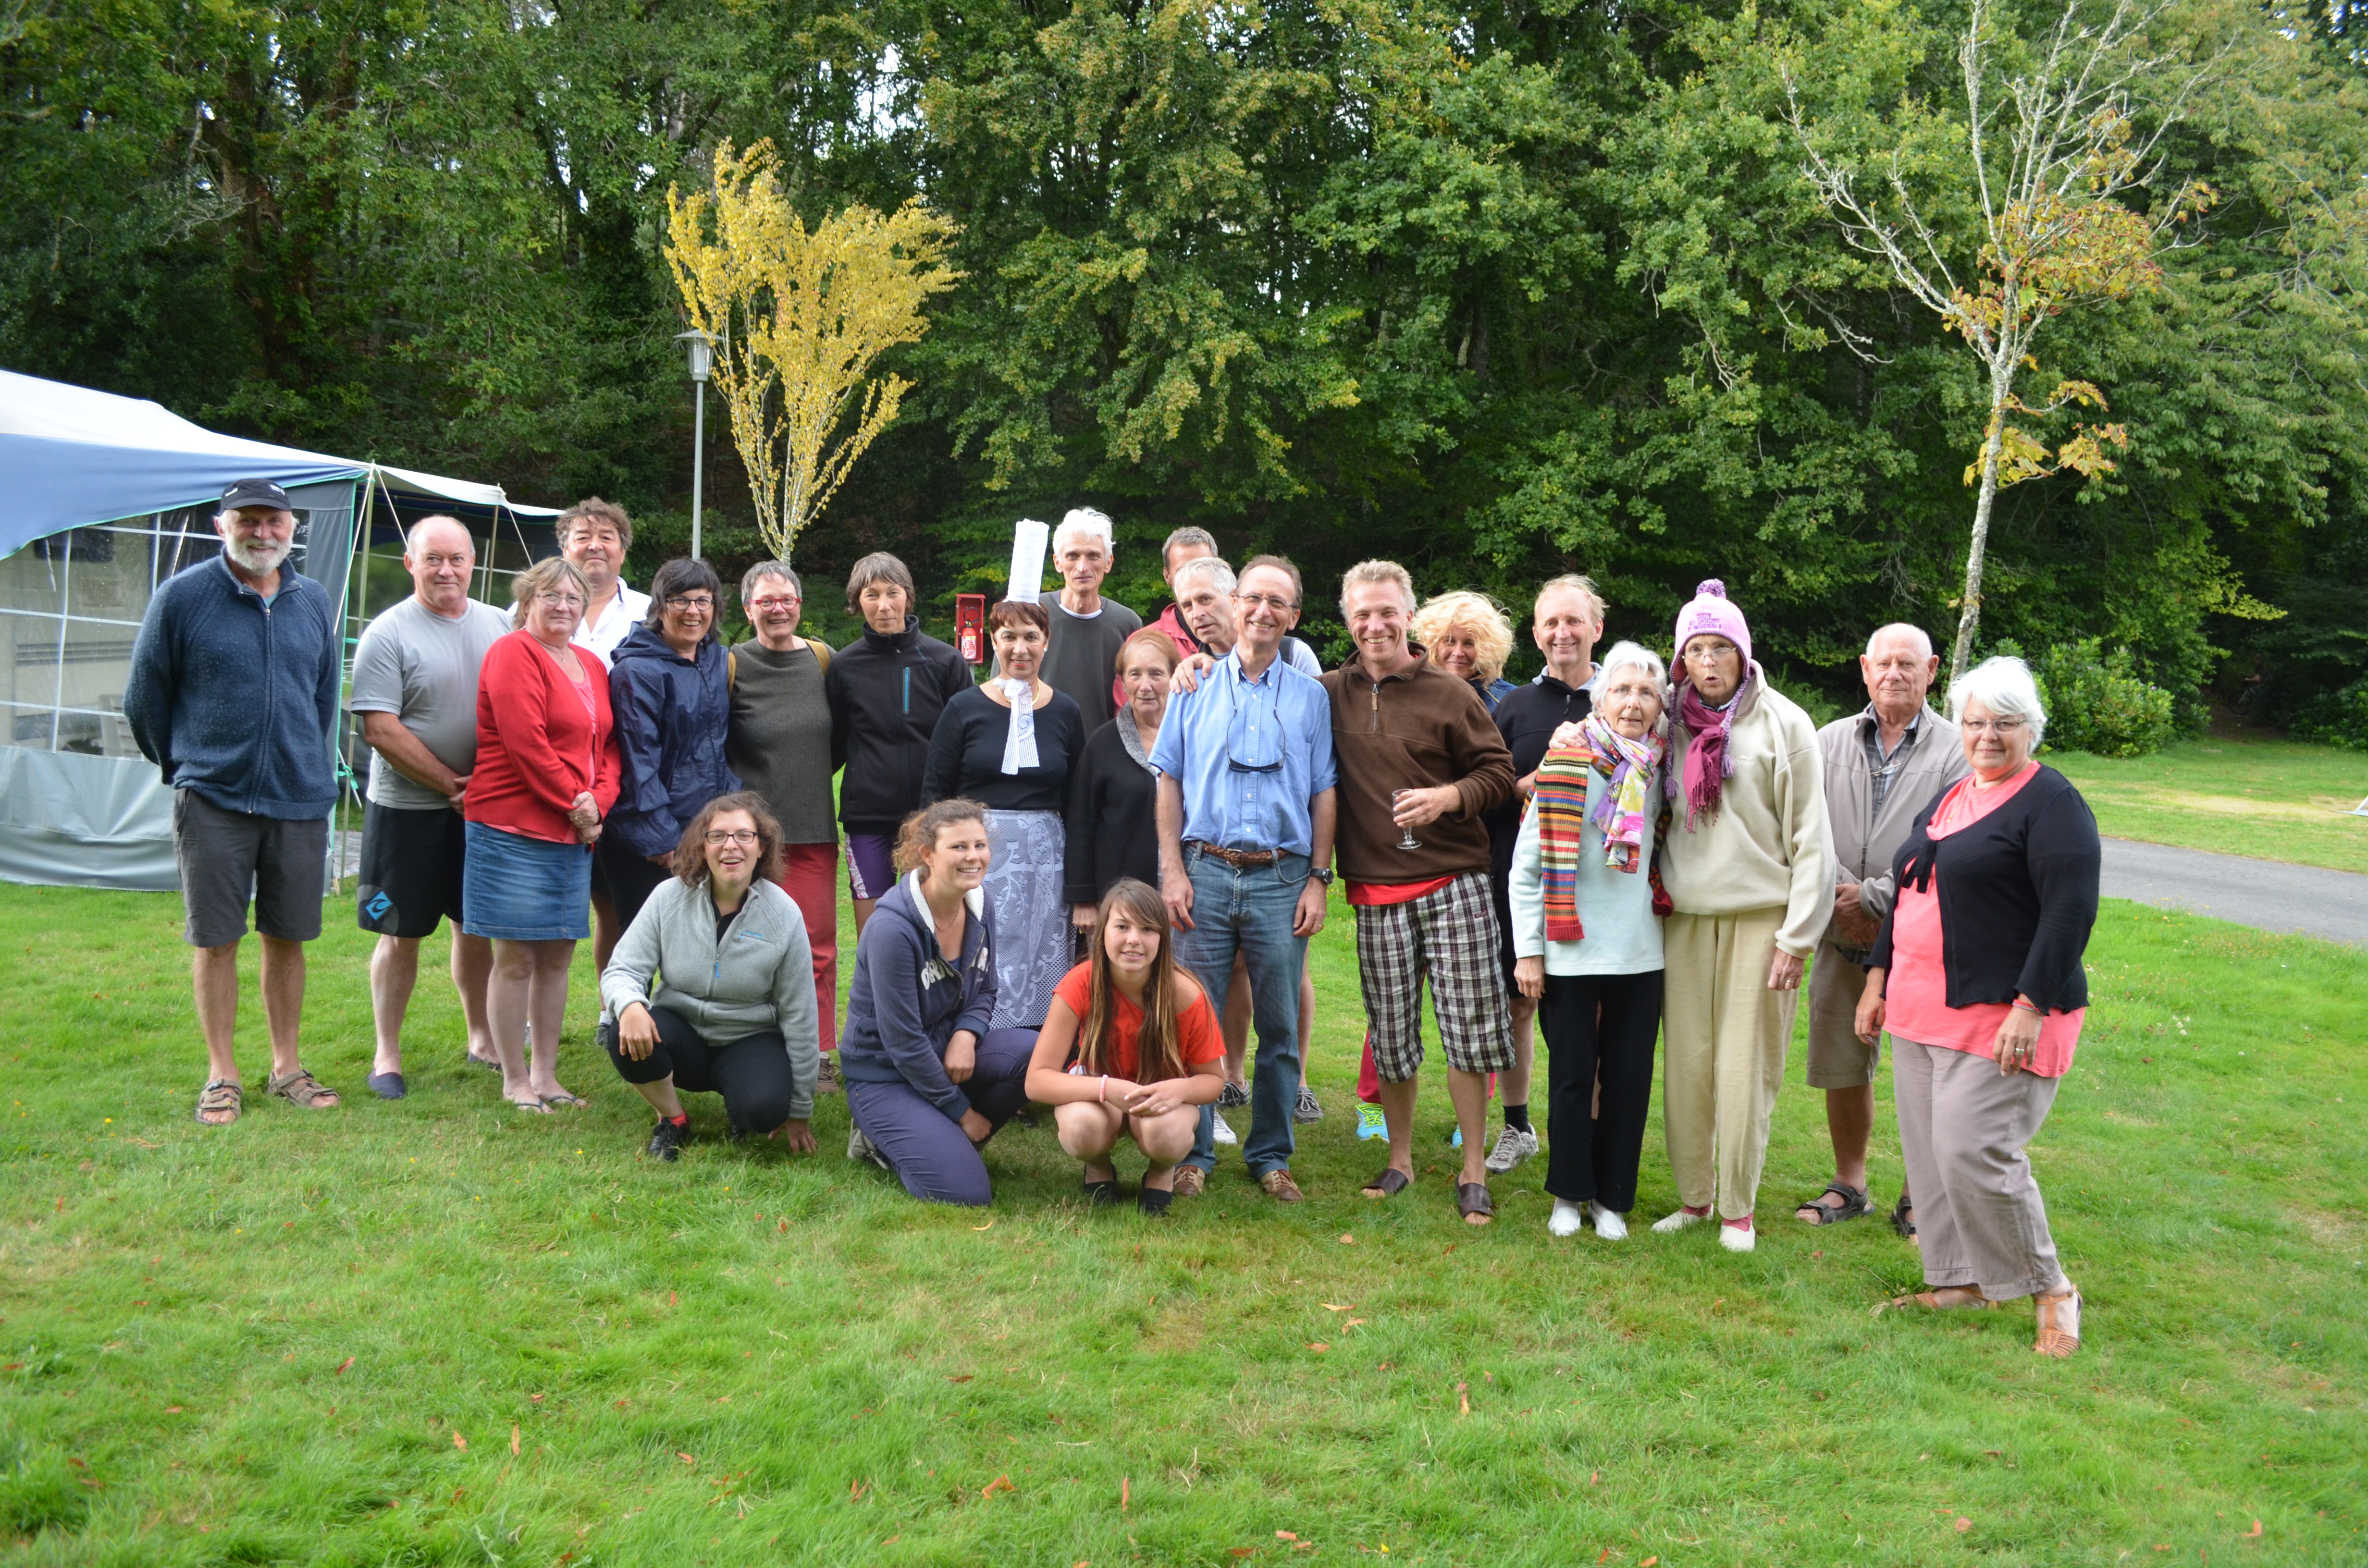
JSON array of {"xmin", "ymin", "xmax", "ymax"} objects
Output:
[
  {"xmin": 347, "ymin": 515, "xmax": 511, "ymax": 1097},
  {"xmin": 1032, "ymin": 507, "xmax": 1141, "ymax": 729}
]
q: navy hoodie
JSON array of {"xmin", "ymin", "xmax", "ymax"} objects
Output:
[
  {"xmin": 838, "ymin": 871, "xmax": 999, "ymax": 1120},
  {"xmin": 605, "ymin": 624, "xmax": 740, "ymax": 860},
  {"xmin": 826, "ymin": 615, "xmax": 974, "ymax": 834}
]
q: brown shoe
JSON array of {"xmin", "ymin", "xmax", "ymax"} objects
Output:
[
  {"xmin": 816, "ymin": 1053, "xmax": 843, "ymax": 1096},
  {"xmin": 1258, "ymin": 1168, "xmax": 1305, "ymax": 1203},
  {"xmin": 1172, "ymin": 1165, "xmax": 1208, "ymax": 1199}
]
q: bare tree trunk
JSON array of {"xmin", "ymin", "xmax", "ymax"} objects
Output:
[{"xmin": 1953, "ymin": 368, "xmax": 2012, "ymax": 685}]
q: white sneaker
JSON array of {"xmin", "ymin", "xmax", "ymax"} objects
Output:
[
  {"xmin": 1651, "ymin": 1207, "xmax": 1708, "ymax": 1234},
  {"xmin": 1483, "ymin": 1124, "xmax": 1539, "ymax": 1174},
  {"xmin": 1719, "ymin": 1219, "xmax": 1756, "ymax": 1253},
  {"xmin": 1588, "ymin": 1202, "xmax": 1628, "ymax": 1241},
  {"xmin": 1548, "ymin": 1200, "xmax": 1585, "ymax": 1237},
  {"xmin": 846, "ymin": 1126, "xmax": 889, "ymax": 1170},
  {"xmin": 1211, "ymin": 1115, "xmax": 1239, "ymax": 1146}
]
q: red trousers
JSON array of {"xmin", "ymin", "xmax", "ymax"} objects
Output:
[{"xmin": 772, "ymin": 841, "xmax": 841, "ymax": 1054}]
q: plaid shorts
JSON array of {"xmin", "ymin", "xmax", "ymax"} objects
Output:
[{"xmin": 1355, "ymin": 871, "xmax": 1514, "ymax": 1080}]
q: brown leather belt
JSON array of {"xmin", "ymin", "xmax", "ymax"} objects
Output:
[{"xmin": 1188, "ymin": 841, "xmax": 1279, "ymax": 867}]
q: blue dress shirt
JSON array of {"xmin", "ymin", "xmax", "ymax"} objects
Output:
[{"xmin": 1149, "ymin": 650, "xmax": 1336, "ymax": 857}]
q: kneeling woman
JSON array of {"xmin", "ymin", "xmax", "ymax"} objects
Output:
[
  {"xmin": 598, "ymin": 792, "xmax": 821, "ymax": 1160},
  {"xmin": 839, "ymin": 799, "xmax": 1039, "ymax": 1205},
  {"xmin": 1026, "ymin": 879, "xmax": 1225, "ymax": 1214}
]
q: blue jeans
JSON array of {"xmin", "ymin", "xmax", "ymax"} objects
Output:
[{"xmin": 1176, "ymin": 847, "xmax": 1309, "ymax": 1179}]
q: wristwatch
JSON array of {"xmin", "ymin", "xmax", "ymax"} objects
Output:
[{"xmin": 1309, "ymin": 866, "xmax": 1335, "ymax": 886}]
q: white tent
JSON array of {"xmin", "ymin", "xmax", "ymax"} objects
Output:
[{"xmin": 0, "ymin": 370, "xmax": 557, "ymax": 891}]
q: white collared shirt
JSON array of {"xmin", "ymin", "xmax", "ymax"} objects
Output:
[{"xmin": 572, "ymin": 580, "xmax": 652, "ymax": 664}]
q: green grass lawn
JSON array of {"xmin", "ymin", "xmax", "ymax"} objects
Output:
[
  {"xmin": 2, "ymin": 880, "xmax": 2363, "ymax": 1567},
  {"xmin": 2047, "ymin": 735, "xmax": 2368, "ymax": 874}
]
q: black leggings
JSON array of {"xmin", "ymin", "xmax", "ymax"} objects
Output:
[
  {"xmin": 1540, "ymin": 969, "xmax": 1663, "ymax": 1212},
  {"xmin": 599, "ymin": 838, "xmax": 676, "ymax": 933},
  {"xmin": 601, "ymin": 1004, "xmax": 796, "ymax": 1135}
]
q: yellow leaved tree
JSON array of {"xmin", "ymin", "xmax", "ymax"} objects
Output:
[{"xmin": 664, "ymin": 140, "xmax": 961, "ymax": 561}]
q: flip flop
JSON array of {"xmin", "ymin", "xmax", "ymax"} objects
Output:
[
  {"xmin": 539, "ymin": 1091, "xmax": 586, "ymax": 1109},
  {"xmin": 367, "ymin": 1072, "xmax": 407, "ymax": 1101},
  {"xmin": 508, "ymin": 1096, "xmax": 552, "ymax": 1114},
  {"xmin": 463, "ymin": 1053, "xmax": 502, "ymax": 1073},
  {"xmin": 1361, "ymin": 1167, "xmax": 1412, "ymax": 1199}
]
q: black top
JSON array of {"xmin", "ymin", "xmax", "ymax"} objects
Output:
[
  {"xmin": 1064, "ymin": 716, "xmax": 1161, "ymax": 905},
  {"xmin": 1869, "ymin": 765, "xmax": 2101, "ymax": 1013},
  {"xmin": 922, "ymin": 684, "xmax": 1085, "ymax": 813},
  {"xmin": 826, "ymin": 615, "xmax": 976, "ymax": 833},
  {"xmin": 1486, "ymin": 674, "xmax": 1597, "ymax": 879}
]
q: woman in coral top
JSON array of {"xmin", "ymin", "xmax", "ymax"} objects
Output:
[
  {"xmin": 1856, "ymin": 656, "xmax": 2100, "ymax": 1357},
  {"xmin": 463, "ymin": 556, "xmax": 622, "ymax": 1113},
  {"xmin": 1025, "ymin": 879, "xmax": 1225, "ymax": 1215}
]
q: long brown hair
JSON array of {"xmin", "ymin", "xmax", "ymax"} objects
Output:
[
  {"xmin": 1075, "ymin": 879, "xmax": 1190, "ymax": 1082},
  {"xmin": 671, "ymin": 791, "xmax": 784, "ymax": 886},
  {"xmin": 894, "ymin": 798, "xmax": 989, "ymax": 876}
]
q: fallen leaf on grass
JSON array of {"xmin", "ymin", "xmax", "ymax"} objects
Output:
[
  {"xmin": 166, "ymin": 1406, "xmax": 183, "ymax": 1414},
  {"xmin": 1457, "ymin": 1382, "xmax": 1470, "ymax": 1417},
  {"xmin": 1307, "ymin": 1343, "xmax": 1329, "ymax": 1353},
  {"xmin": 677, "ymin": 1453, "xmax": 696, "ymax": 1466},
  {"xmin": 334, "ymin": 1357, "xmax": 354, "ymax": 1376},
  {"xmin": 2242, "ymin": 1520, "xmax": 2263, "ymax": 1539},
  {"xmin": 1121, "ymin": 1476, "xmax": 1129, "ymax": 1512},
  {"xmin": 531, "ymin": 1394, "xmax": 544, "ymax": 1403},
  {"xmin": 511, "ymin": 1425, "xmax": 521, "ymax": 1456},
  {"xmin": 1338, "ymin": 1233, "xmax": 1356, "ymax": 1245},
  {"xmin": 1590, "ymin": 1471, "xmax": 1599, "ymax": 1486},
  {"xmin": 1640, "ymin": 1559, "xmax": 1656, "ymax": 1567},
  {"xmin": 1232, "ymin": 1551, "xmax": 1254, "ymax": 1560},
  {"xmin": 950, "ymin": 1375, "xmax": 974, "ymax": 1383},
  {"xmin": 452, "ymin": 1433, "xmax": 468, "ymax": 1451},
  {"xmin": 1322, "ymin": 1303, "xmax": 1354, "ymax": 1311},
  {"xmin": 971, "ymin": 1220, "xmax": 995, "ymax": 1231},
  {"xmin": 1278, "ymin": 1531, "xmax": 1298, "ymax": 1541},
  {"xmin": 1346, "ymin": 1318, "xmax": 1366, "ymax": 1328},
  {"xmin": 1955, "ymin": 1518, "xmax": 1972, "ymax": 1533},
  {"xmin": 981, "ymin": 1475, "xmax": 1014, "ymax": 1499}
]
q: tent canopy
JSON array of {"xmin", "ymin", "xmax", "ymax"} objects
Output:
[{"xmin": 0, "ymin": 370, "xmax": 555, "ymax": 558}]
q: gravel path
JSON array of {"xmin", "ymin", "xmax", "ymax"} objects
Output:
[{"xmin": 2101, "ymin": 835, "xmax": 2368, "ymax": 946}]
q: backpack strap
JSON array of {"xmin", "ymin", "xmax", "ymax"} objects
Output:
[{"xmin": 727, "ymin": 648, "xmax": 736, "ymax": 691}]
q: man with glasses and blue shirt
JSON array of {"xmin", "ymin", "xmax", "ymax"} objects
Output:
[{"xmin": 1153, "ymin": 555, "xmax": 1338, "ymax": 1204}]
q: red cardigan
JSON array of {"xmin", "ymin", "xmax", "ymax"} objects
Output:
[{"xmin": 465, "ymin": 631, "xmax": 622, "ymax": 844}]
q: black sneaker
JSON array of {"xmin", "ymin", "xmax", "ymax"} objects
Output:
[{"xmin": 647, "ymin": 1117, "xmax": 690, "ymax": 1162}]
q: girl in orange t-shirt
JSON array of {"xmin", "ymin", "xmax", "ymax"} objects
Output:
[{"xmin": 1025, "ymin": 879, "xmax": 1225, "ymax": 1213}]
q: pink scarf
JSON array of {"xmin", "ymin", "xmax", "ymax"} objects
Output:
[{"xmin": 1676, "ymin": 674, "xmax": 1746, "ymax": 827}]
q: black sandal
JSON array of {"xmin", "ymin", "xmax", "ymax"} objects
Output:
[
  {"xmin": 1890, "ymin": 1192, "xmax": 1917, "ymax": 1240},
  {"xmin": 1082, "ymin": 1178, "xmax": 1121, "ymax": 1207},
  {"xmin": 1794, "ymin": 1181, "xmax": 1872, "ymax": 1226},
  {"xmin": 1137, "ymin": 1186, "xmax": 1174, "ymax": 1216},
  {"xmin": 1361, "ymin": 1167, "xmax": 1412, "ymax": 1199}
]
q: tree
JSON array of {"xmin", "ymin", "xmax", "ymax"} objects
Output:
[
  {"xmin": 665, "ymin": 138, "xmax": 959, "ymax": 561},
  {"xmin": 1785, "ymin": 0, "xmax": 2218, "ymax": 679}
]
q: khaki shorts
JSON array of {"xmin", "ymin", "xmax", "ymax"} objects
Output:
[{"xmin": 1805, "ymin": 936, "xmax": 1880, "ymax": 1089}]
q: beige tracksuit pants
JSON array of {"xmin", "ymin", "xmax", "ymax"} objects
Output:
[{"xmin": 1662, "ymin": 907, "xmax": 1796, "ymax": 1220}]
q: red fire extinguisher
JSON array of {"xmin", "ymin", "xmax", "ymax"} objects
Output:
[{"xmin": 955, "ymin": 593, "xmax": 987, "ymax": 666}]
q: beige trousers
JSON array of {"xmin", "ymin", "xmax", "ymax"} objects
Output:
[
  {"xmin": 1893, "ymin": 1036, "xmax": 2068, "ymax": 1301},
  {"xmin": 1662, "ymin": 907, "xmax": 1796, "ymax": 1220}
]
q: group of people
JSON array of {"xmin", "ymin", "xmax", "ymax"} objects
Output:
[{"xmin": 122, "ymin": 479, "xmax": 2102, "ymax": 1359}]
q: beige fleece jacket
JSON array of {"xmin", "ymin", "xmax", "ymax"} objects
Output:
[{"xmin": 1660, "ymin": 666, "xmax": 1834, "ymax": 957}]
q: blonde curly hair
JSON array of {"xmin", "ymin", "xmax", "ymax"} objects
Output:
[{"xmin": 1410, "ymin": 590, "xmax": 1516, "ymax": 684}]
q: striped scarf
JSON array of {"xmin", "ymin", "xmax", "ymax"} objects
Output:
[{"xmin": 1532, "ymin": 718, "xmax": 1665, "ymax": 943}]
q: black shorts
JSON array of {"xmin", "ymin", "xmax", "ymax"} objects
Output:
[
  {"xmin": 174, "ymin": 790, "xmax": 328, "ymax": 948},
  {"xmin": 357, "ymin": 800, "xmax": 469, "ymax": 939}
]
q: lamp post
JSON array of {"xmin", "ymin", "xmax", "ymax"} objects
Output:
[{"xmin": 675, "ymin": 329, "xmax": 717, "ymax": 562}]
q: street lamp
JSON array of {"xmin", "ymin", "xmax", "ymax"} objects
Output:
[{"xmin": 675, "ymin": 329, "xmax": 718, "ymax": 562}]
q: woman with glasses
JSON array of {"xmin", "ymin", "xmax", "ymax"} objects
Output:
[
  {"xmin": 604, "ymin": 558, "xmax": 741, "ymax": 936},
  {"xmin": 1856, "ymin": 657, "xmax": 2098, "ymax": 1356},
  {"xmin": 462, "ymin": 556, "xmax": 620, "ymax": 1111},
  {"xmin": 599, "ymin": 793, "xmax": 821, "ymax": 1161},
  {"xmin": 923, "ymin": 599, "xmax": 1086, "ymax": 1029}
]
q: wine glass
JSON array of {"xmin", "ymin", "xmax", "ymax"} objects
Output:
[{"xmin": 1391, "ymin": 789, "xmax": 1422, "ymax": 851}]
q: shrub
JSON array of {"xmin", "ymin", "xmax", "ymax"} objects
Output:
[
  {"xmin": 2031, "ymin": 639, "xmax": 2178, "ymax": 758},
  {"xmin": 2293, "ymin": 679, "xmax": 2368, "ymax": 751}
]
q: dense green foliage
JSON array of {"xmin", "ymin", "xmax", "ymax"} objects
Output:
[
  {"xmin": 2020, "ymin": 637, "xmax": 2180, "ymax": 758},
  {"xmin": 3, "ymin": 0, "xmax": 2363, "ymax": 714}
]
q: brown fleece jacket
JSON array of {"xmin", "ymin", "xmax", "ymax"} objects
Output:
[{"xmin": 1323, "ymin": 651, "xmax": 1516, "ymax": 884}]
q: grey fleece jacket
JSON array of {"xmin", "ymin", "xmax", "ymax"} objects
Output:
[
  {"xmin": 1815, "ymin": 705, "xmax": 1969, "ymax": 924},
  {"xmin": 598, "ymin": 876, "xmax": 820, "ymax": 1119}
]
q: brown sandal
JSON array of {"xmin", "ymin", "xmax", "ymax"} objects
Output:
[
  {"xmin": 1889, "ymin": 1286, "xmax": 1993, "ymax": 1311},
  {"xmin": 266, "ymin": 1068, "xmax": 341, "ymax": 1109},
  {"xmin": 194, "ymin": 1078, "xmax": 243, "ymax": 1126},
  {"xmin": 2034, "ymin": 1288, "xmax": 2082, "ymax": 1357},
  {"xmin": 1361, "ymin": 1167, "xmax": 1412, "ymax": 1199},
  {"xmin": 1457, "ymin": 1181, "xmax": 1494, "ymax": 1225}
]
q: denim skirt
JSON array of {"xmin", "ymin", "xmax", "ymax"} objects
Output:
[{"xmin": 461, "ymin": 822, "xmax": 592, "ymax": 941}]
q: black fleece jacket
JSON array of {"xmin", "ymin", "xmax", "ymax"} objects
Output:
[
  {"xmin": 826, "ymin": 616, "xmax": 975, "ymax": 833},
  {"xmin": 1869, "ymin": 765, "xmax": 2101, "ymax": 1013}
]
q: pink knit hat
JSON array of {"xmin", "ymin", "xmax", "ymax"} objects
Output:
[{"xmin": 1673, "ymin": 579, "xmax": 1752, "ymax": 667}]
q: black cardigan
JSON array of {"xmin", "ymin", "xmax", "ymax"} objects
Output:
[
  {"xmin": 1869, "ymin": 765, "xmax": 2100, "ymax": 1013},
  {"xmin": 1064, "ymin": 717, "xmax": 1161, "ymax": 905},
  {"xmin": 921, "ymin": 684, "xmax": 1085, "ymax": 813}
]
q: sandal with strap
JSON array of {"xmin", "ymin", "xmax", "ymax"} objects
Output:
[
  {"xmin": 1456, "ymin": 1181, "xmax": 1494, "ymax": 1225},
  {"xmin": 2034, "ymin": 1287, "xmax": 2082, "ymax": 1358},
  {"xmin": 194, "ymin": 1078, "xmax": 243, "ymax": 1127},
  {"xmin": 1890, "ymin": 1192, "xmax": 1917, "ymax": 1240},
  {"xmin": 1795, "ymin": 1181, "xmax": 1872, "ymax": 1225},
  {"xmin": 265, "ymin": 1068, "xmax": 340, "ymax": 1109},
  {"xmin": 1361, "ymin": 1167, "xmax": 1412, "ymax": 1199},
  {"xmin": 1888, "ymin": 1286, "xmax": 1993, "ymax": 1311}
]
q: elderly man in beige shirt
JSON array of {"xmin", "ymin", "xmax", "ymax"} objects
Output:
[{"xmin": 1796, "ymin": 624, "xmax": 1968, "ymax": 1237}]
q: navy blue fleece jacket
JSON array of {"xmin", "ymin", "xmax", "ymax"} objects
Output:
[{"xmin": 837, "ymin": 872, "xmax": 999, "ymax": 1120}]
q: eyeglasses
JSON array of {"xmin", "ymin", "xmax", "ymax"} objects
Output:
[
  {"xmin": 666, "ymin": 594, "xmax": 716, "ymax": 612},
  {"xmin": 1234, "ymin": 591, "xmax": 1297, "ymax": 613},
  {"xmin": 537, "ymin": 593, "xmax": 586, "ymax": 611},
  {"xmin": 748, "ymin": 596, "xmax": 800, "ymax": 612},
  {"xmin": 703, "ymin": 829, "xmax": 761, "ymax": 846},
  {"xmin": 1961, "ymin": 717, "xmax": 2027, "ymax": 735}
]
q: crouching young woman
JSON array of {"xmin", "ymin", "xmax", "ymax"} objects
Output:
[{"xmin": 1025, "ymin": 879, "xmax": 1225, "ymax": 1214}]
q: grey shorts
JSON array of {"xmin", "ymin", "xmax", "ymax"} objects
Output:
[
  {"xmin": 173, "ymin": 789, "xmax": 328, "ymax": 948},
  {"xmin": 1805, "ymin": 936, "xmax": 1880, "ymax": 1088}
]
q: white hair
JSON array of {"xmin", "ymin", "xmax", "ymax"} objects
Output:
[
  {"xmin": 1173, "ymin": 556, "xmax": 1235, "ymax": 598},
  {"xmin": 1595, "ymin": 639, "xmax": 1667, "ymax": 691},
  {"xmin": 1948, "ymin": 655, "xmax": 2047, "ymax": 745},
  {"xmin": 1053, "ymin": 507, "xmax": 1116, "ymax": 556},
  {"xmin": 1864, "ymin": 622, "xmax": 1936, "ymax": 662}
]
